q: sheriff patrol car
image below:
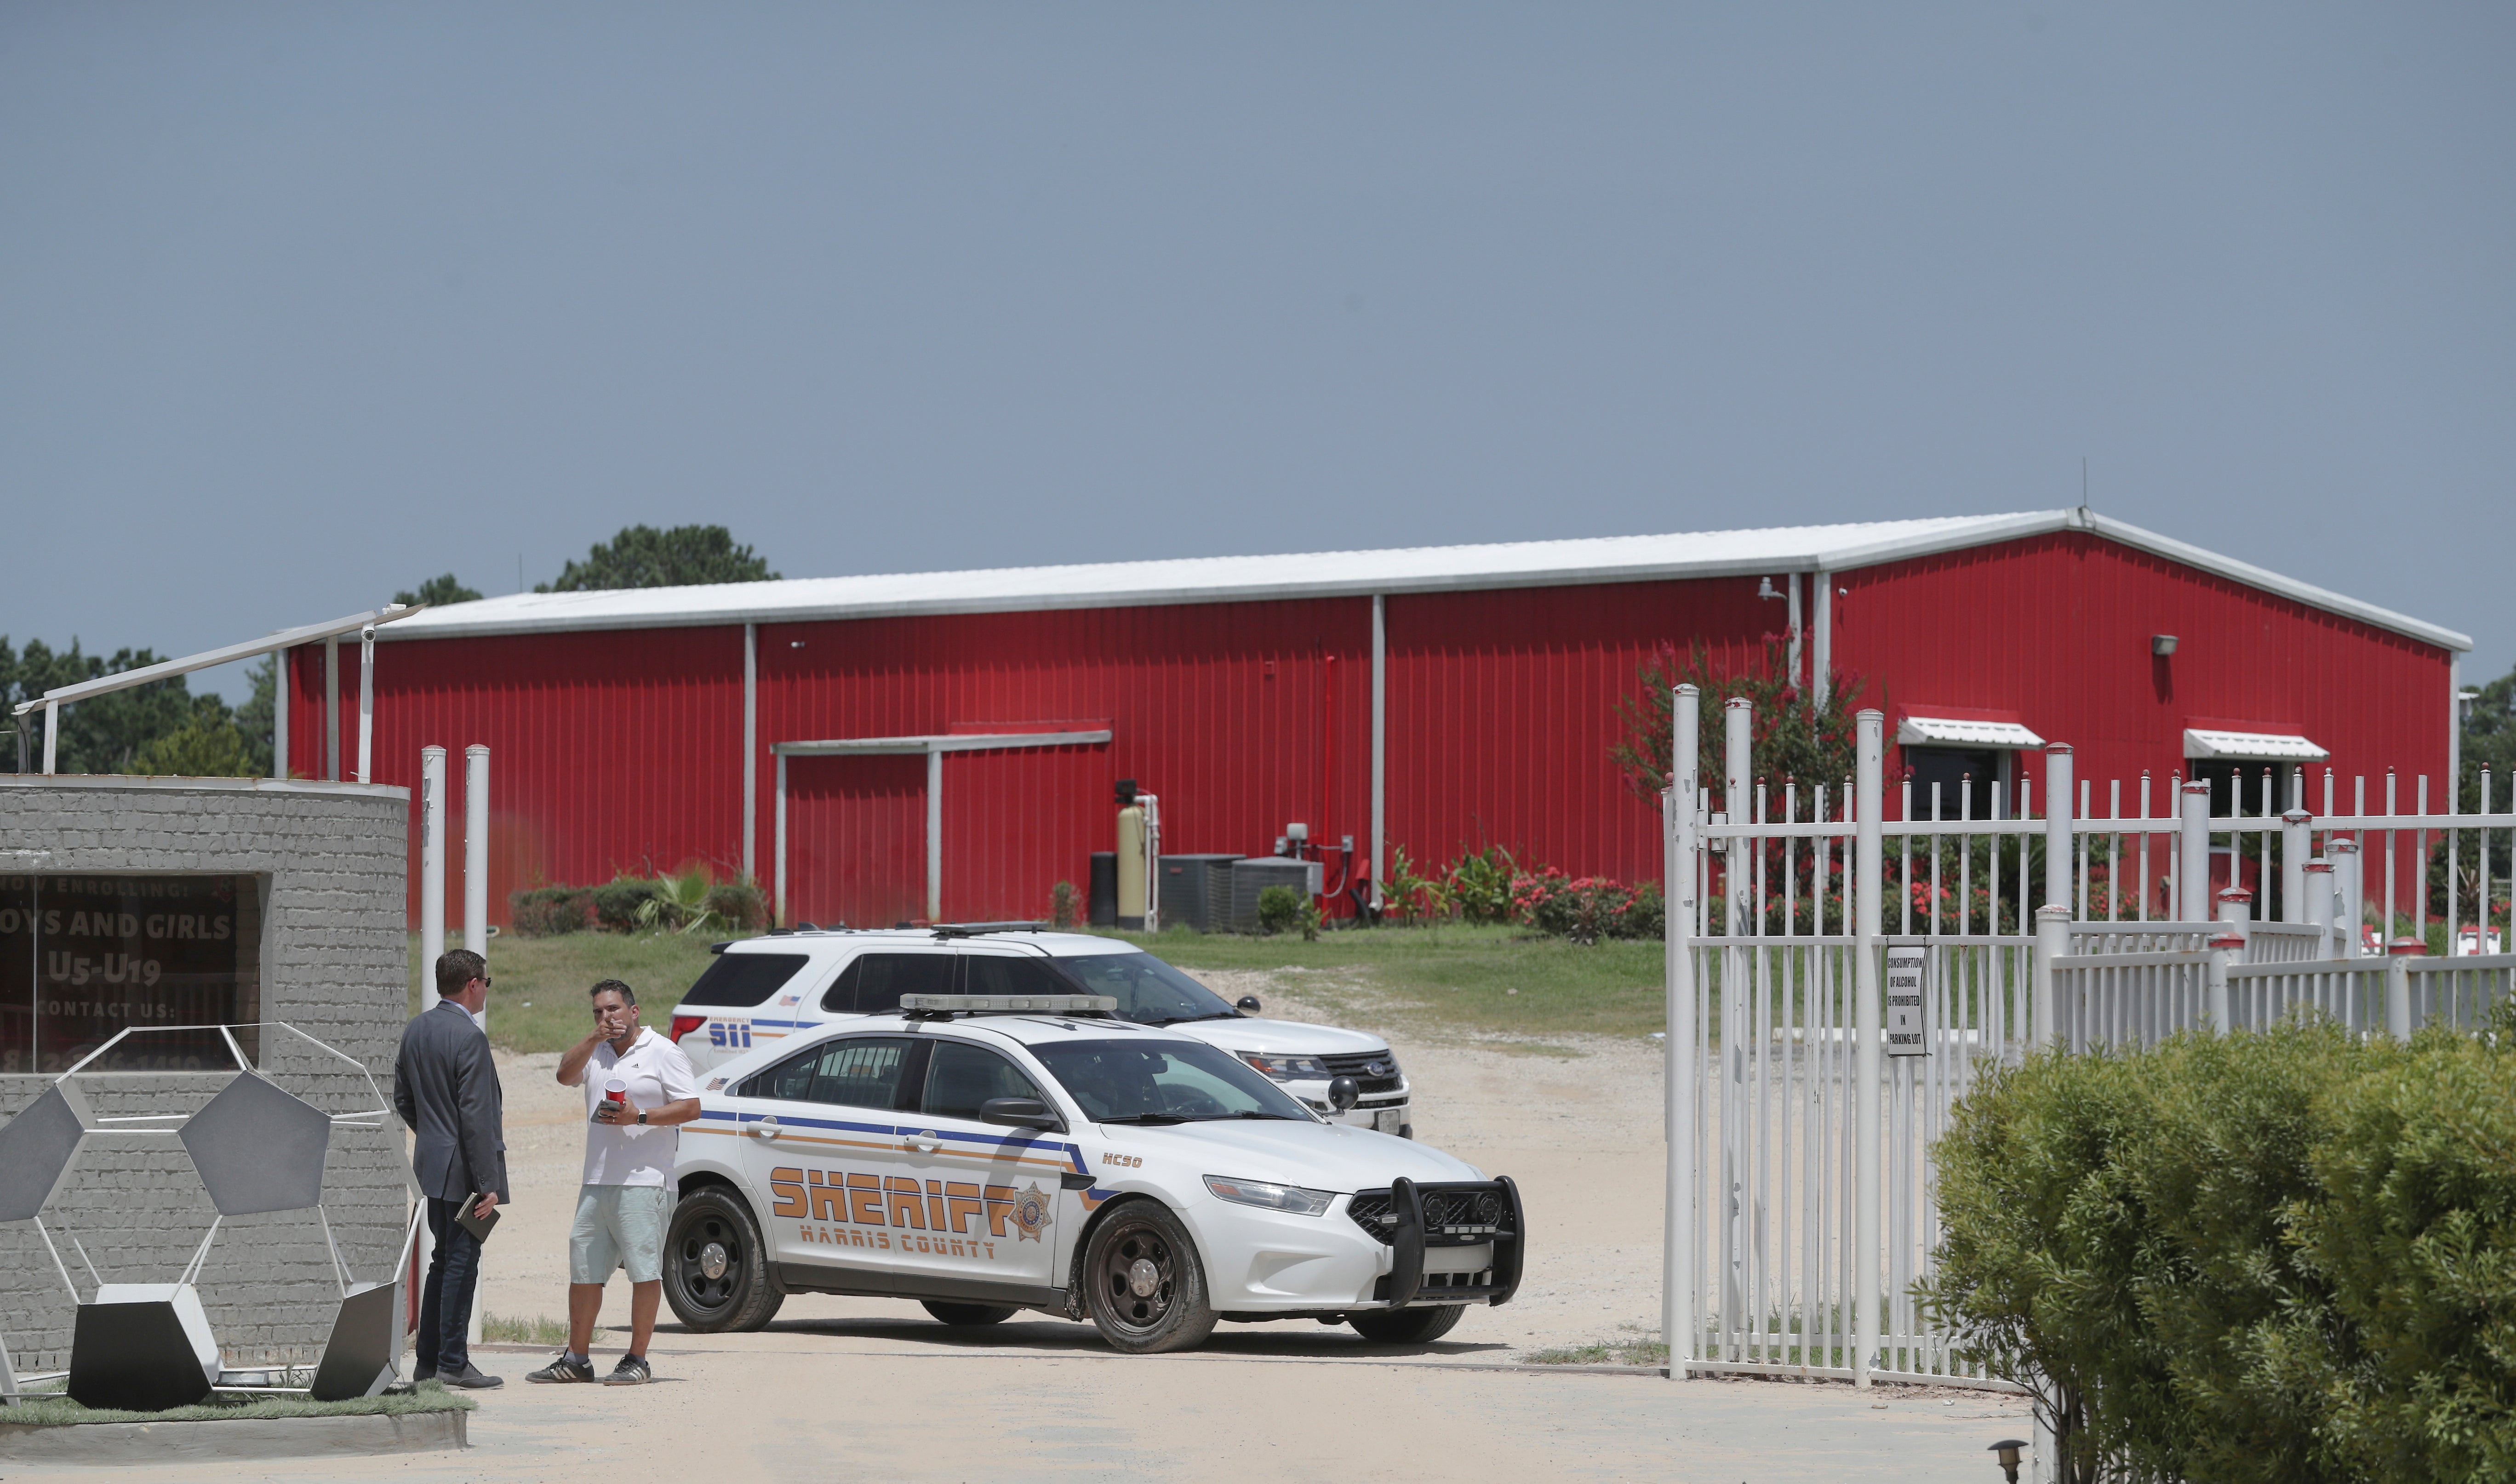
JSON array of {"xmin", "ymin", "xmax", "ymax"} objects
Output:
[
  {"xmin": 663, "ymin": 993, "xmax": 1523, "ymax": 1353},
  {"xmin": 667, "ymin": 928, "xmax": 1414, "ymax": 1136}
]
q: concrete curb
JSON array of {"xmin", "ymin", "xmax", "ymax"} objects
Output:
[{"xmin": 0, "ymin": 1408, "xmax": 466, "ymax": 1464}]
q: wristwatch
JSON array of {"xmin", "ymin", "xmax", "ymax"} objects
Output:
[{"xmin": 636, "ymin": 1110, "xmax": 647, "ymax": 1124}]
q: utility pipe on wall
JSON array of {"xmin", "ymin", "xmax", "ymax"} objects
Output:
[
  {"xmin": 420, "ymin": 748, "xmax": 446, "ymax": 1008},
  {"xmin": 1811, "ymin": 572, "xmax": 1833, "ymax": 708},
  {"xmin": 325, "ymin": 639, "xmax": 340, "ymax": 782},
  {"xmin": 42, "ymin": 702, "xmax": 57, "ymax": 774}
]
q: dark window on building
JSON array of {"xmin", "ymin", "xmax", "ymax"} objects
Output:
[
  {"xmin": 2190, "ymin": 760, "xmax": 2295, "ymax": 820},
  {"xmin": 679, "ymin": 952, "xmax": 811, "ymax": 1008},
  {"xmin": 1902, "ymin": 748, "xmax": 2001, "ymax": 821},
  {"xmin": 0, "ymin": 873, "xmax": 263, "ymax": 1074}
]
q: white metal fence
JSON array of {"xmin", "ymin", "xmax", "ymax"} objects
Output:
[{"xmin": 1660, "ymin": 690, "xmax": 2516, "ymax": 1401}]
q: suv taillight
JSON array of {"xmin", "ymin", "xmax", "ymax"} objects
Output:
[{"xmin": 669, "ymin": 1015, "xmax": 706, "ymax": 1044}]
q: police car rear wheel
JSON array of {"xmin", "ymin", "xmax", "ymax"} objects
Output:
[
  {"xmin": 1349, "ymin": 1304, "xmax": 1467, "ymax": 1345},
  {"xmin": 922, "ymin": 1301, "xmax": 1018, "ymax": 1326},
  {"xmin": 664, "ymin": 1187, "xmax": 784, "ymax": 1333},
  {"xmin": 1081, "ymin": 1201, "xmax": 1216, "ymax": 1354}
]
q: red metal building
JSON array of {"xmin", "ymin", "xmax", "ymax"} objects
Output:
[{"xmin": 286, "ymin": 511, "xmax": 2471, "ymax": 930}]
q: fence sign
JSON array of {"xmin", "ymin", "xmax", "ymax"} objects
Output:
[{"xmin": 1885, "ymin": 945, "xmax": 1930, "ymax": 1056}]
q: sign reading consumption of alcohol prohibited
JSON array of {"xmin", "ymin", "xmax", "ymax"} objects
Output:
[{"xmin": 1884, "ymin": 945, "xmax": 1930, "ymax": 1057}]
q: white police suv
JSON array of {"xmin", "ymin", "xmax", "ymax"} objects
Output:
[
  {"xmin": 662, "ymin": 993, "xmax": 1524, "ymax": 1353},
  {"xmin": 668, "ymin": 928, "xmax": 1414, "ymax": 1137}
]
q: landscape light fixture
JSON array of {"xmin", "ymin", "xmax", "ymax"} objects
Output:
[
  {"xmin": 1987, "ymin": 1438, "xmax": 2028, "ymax": 1482},
  {"xmin": 2151, "ymin": 634, "xmax": 2179, "ymax": 656},
  {"xmin": 1756, "ymin": 576, "xmax": 1785, "ymax": 600}
]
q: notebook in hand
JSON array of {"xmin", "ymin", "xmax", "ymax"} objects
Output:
[{"xmin": 456, "ymin": 1193, "xmax": 500, "ymax": 1243}]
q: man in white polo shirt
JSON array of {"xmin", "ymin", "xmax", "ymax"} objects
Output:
[{"xmin": 529, "ymin": 978, "xmax": 700, "ymax": 1386}]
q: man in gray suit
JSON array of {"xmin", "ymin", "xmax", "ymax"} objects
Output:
[{"xmin": 392, "ymin": 948, "xmax": 508, "ymax": 1388}]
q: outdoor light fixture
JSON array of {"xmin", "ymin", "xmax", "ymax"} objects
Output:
[
  {"xmin": 2152, "ymin": 634, "xmax": 2179, "ymax": 656},
  {"xmin": 1757, "ymin": 576, "xmax": 1785, "ymax": 600},
  {"xmin": 1988, "ymin": 1438, "xmax": 2028, "ymax": 1482}
]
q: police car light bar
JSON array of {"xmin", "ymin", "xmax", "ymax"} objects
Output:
[{"xmin": 898, "ymin": 993, "xmax": 1118, "ymax": 1016}]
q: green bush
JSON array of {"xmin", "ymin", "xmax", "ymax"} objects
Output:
[
  {"xmin": 1254, "ymin": 885, "xmax": 1319, "ymax": 940},
  {"xmin": 703, "ymin": 879, "xmax": 767, "ymax": 931},
  {"xmin": 1922, "ymin": 1014, "xmax": 2516, "ymax": 1484},
  {"xmin": 593, "ymin": 876, "xmax": 667, "ymax": 932},
  {"xmin": 508, "ymin": 886, "xmax": 593, "ymax": 937}
]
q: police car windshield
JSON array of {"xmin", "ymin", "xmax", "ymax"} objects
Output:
[
  {"xmin": 1054, "ymin": 953, "xmax": 1239, "ymax": 1027},
  {"xmin": 1029, "ymin": 1040, "xmax": 1310, "ymax": 1124}
]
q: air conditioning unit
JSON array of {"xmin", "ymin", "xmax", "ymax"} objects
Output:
[
  {"xmin": 1229, "ymin": 858, "xmax": 1319, "ymax": 931},
  {"xmin": 1156, "ymin": 854, "xmax": 1243, "ymax": 932}
]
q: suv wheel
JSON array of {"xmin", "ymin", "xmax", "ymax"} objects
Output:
[
  {"xmin": 663, "ymin": 1186, "xmax": 784, "ymax": 1333},
  {"xmin": 1349, "ymin": 1304, "xmax": 1466, "ymax": 1345},
  {"xmin": 922, "ymin": 1301, "xmax": 1019, "ymax": 1326},
  {"xmin": 1081, "ymin": 1200, "xmax": 1217, "ymax": 1354}
]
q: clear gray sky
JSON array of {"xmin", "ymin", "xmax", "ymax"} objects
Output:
[{"xmin": 5, "ymin": 4, "xmax": 2510, "ymax": 700}]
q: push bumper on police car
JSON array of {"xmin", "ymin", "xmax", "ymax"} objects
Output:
[{"xmin": 1178, "ymin": 1171, "xmax": 1525, "ymax": 1318}]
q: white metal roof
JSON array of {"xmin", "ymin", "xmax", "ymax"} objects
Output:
[
  {"xmin": 382, "ymin": 509, "xmax": 2471, "ymax": 652},
  {"xmin": 1897, "ymin": 716, "xmax": 2049, "ymax": 750},
  {"xmin": 2184, "ymin": 729, "xmax": 2331, "ymax": 762}
]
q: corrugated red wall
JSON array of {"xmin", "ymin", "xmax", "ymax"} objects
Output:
[{"xmin": 306, "ymin": 531, "xmax": 2453, "ymax": 930}]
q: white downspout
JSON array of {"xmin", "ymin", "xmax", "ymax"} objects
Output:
[
  {"xmin": 1812, "ymin": 573, "xmax": 1833, "ymax": 707},
  {"xmin": 774, "ymin": 751, "xmax": 789, "ymax": 929},
  {"xmin": 1371, "ymin": 594, "xmax": 1386, "ymax": 910},
  {"xmin": 42, "ymin": 702, "xmax": 57, "ymax": 775},
  {"xmin": 355, "ymin": 626, "xmax": 375, "ymax": 784},
  {"xmin": 464, "ymin": 745, "xmax": 489, "ymax": 958},
  {"xmin": 420, "ymin": 747, "xmax": 446, "ymax": 1006},
  {"xmin": 1787, "ymin": 574, "xmax": 1803, "ymax": 689},
  {"xmin": 272, "ymin": 648, "xmax": 290, "ymax": 781},
  {"xmin": 743, "ymin": 624, "xmax": 758, "ymax": 882},
  {"xmin": 325, "ymin": 638, "xmax": 340, "ymax": 781},
  {"xmin": 927, "ymin": 747, "xmax": 944, "ymax": 924}
]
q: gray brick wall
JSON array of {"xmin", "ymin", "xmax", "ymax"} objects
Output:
[{"xmin": 0, "ymin": 776, "xmax": 409, "ymax": 1374}]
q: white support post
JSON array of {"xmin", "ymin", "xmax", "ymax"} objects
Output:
[
  {"xmin": 2179, "ymin": 781, "xmax": 2211, "ymax": 923},
  {"xmin": 743, "ymin": 624, "xmax": 757, "ymax": 882},
  {"xmin": 2035, "ymin": 905, "xmax": 2068, "ymax": 1049},
  {"xmin": 325, "ymin": 638, "xmax": 340, "ymax": 782},
  {"xmin": 464, "ymin": 746, "xmax": 489, "ymax": 956},
  {"xmin": 1371, "ymin": 594, "xmax": 1387, "ymax": 910},
  {"xmin": 926, "ymin": 748, "xmax": 944, "ymax": 924},
  {"xmin": 420, "ymin": 748, "xmax": 446, "ymax": 1010},
  {"xmin": 2043, "ymin": 744, "xmax": 2073, "ymax": 911},
  {"xmin": 1664, "ymin": 683, "xmax": 1700, "ymax": 1380},
  {"xmin": 272, "ymin": 648, "xmax": 290, "ymax": 781},
  {"xmin": 774, "ymin": 751, "xmax": 789, "ymax": 928},
  {"xmin": 1812, "ymin": 573, "xmax": 1833, "ymax": 707},
  {"xmin": 2281, "ymin": 810, "xmax": 2311, "ymax": 925},
  {"xmin": 41, "ymin": 702, "xmax": 57, "ymax": 775},
  {"xmin": 1852, "ymin": 708, "xmax": 1883, "ymax": 1388},
  {"xmin": 1724, "ymin": 700, "xmax": 1752, "ymax": 938},
  {"xmin": 2333, "ymin": 837, "xmax": 2362, "ymax": 955},
  {"xmin": 2385, "ymin": 952, "xmax": 2414, "ymax": 1039},
  {"xmin": 355, "ymin": 626, "xmax": 376, "ymax": 785},
  {"xmin": 2304, "ymin": 856, "xmax": 2334, "ymax": 955},
  {"xmin": 1786, "ymin": 575, "xmax": 1803, "ymax": 690}
]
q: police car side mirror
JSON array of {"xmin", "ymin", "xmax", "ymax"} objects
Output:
[
  {"xmin": 1235, "ymin": 995, "xmax": 1262, "ymax": 1014},
  {"xmin": 1327, "ymin": 1076, "xmax": 1361, "ymax": 1113},
  {"xmin": 981, "ymin": 1097, "xmax": 1063, "ymax": 1131}
]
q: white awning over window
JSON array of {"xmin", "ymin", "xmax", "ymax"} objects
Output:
[
  {"xmin": 1895, "ymin": 716, "xmax": 2047, "ymax": 749},
  {"xmin": 2184, "ymin": 728, "xmax": 2329, "ymax": 762}
]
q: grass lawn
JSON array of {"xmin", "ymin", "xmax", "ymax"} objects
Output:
[
  {"xmin": 1092, "ymin": 924, "xmax": 1669, "ymax": 1040},
  {"xmin": 412, "ymin": 922, "xmax": 1670, "ymax": 1053},
  {"xmin": 1, "ymin": 1383, "xmax": 475, "ymax": 1427},
  {"xmin": 407, "ymin": 930, "xmax": 745, "ymax": 1055}
]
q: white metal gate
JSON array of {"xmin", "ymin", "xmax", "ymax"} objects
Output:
[{"xmin": 1660, "ymin": 690, "xmax": 2516, "ymax": 1396}]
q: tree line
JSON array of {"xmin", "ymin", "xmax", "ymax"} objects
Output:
[{"xmin": 6, "ymin": 525, "xmax": 774, "ymax": 776}]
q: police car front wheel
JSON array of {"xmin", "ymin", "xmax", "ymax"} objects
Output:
[
  {"xmin": 1080, "ymin": 1200, "xmax": 1217, "ymax": 1354},
  {"xmin": 663, "ymin": 1186, "xmax": 784, "ymax": 1333}
]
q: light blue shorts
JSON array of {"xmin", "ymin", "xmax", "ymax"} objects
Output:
[{"xmin": 569, "ymin": 1184, "xmax": 670, "ymax": 1284}]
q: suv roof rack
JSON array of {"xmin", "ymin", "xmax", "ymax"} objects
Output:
[
  {"xmin": 898, "ymin": 993, "xmax": 1116, "ymax": 1020},
  {"xmin": 930, "ymin": 921, "xmax": 1048, "ymax": 938}
]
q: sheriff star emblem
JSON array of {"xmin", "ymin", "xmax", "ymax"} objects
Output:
[{"xmin": 1012, "ymin": 1182, "xmax": 1054, "ymax": 1242}]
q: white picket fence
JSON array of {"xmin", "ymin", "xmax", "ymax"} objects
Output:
[{"xmin": 1658, "ymin": 690, "xmax": 2516, "ymax": 1406}]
